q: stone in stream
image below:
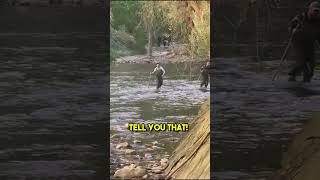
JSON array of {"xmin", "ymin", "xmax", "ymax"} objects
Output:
[
  {"xmin": 145, "ymin": 148, "xmax": 154, "ymax": 152},
  {"xmin": 160, "ymin": 158, "xmax": 168, "ymax": 163},
  {"xmin": 160, "ymin": 158, "xmax": 169, "ymax": 168},
  {"xmin": 125, "ymin": 149, "xmax": 136, "ymax": 155},
  {"xmin": 110, "ymin": 134, "xmax": 120, "ymax": 139},
  {"xmin": 116, "ymin": 142, "xmax": 131, "ymax": 149},
  {"xmin": 133, "ymin": 139, "xmax": 142, "ymax": 144},
  {"xmin": 152, "ymin": 141, "xmax": 159, "ymax": 145},
  {"xmin": 164, "ymin": 154, "xmax": 170, "ymax": 158},
  {"xmin": 124, "ymin": 123, "xmax": 129, "ymax": 128},
  {"xmin": 133, "ymin": 154, "xmax": 141, "ymax": 159},
  {"xmin": 113, "ymin": 164, "xmax": 147, "ymax": 178},
  {"xmin": 152, "ymin": 145, "xmax": 161, "ymax": 150},
  {"xmin": 151, "ymin": 162, "xmax": 160, "ymax": 168},
  {"xmin": 144, "ymin": 153, "xmax": 153, "ymax": 159},
  {"xmin": 142, "ymin": 174, "xmax": 148, "ymax": 179},
  {"xmin": 151, "ymin": 167, "xmax": 163, "ymax": 174},
  {"xmin": 161, "ymin": 162, "xmax": 168, "ymax": 169}
]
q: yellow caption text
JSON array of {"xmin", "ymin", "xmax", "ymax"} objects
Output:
[{"xmin": 128, "ymin": 123, "xmax": 189, "ymax": 132}]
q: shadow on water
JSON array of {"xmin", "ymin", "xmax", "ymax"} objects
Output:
[
  {"xmin": 274, "ymin": 80, "xmax": 320, "ymax": 97},
  {"xmin": 284, "ymin": 87, "xmax": 320, "ymax": 97}
]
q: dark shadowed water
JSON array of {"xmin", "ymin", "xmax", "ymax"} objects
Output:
[
  {"xmin": 110, "ymin": 63, "xmax": 210, "ymax": 175},
  {"xmin": 213, "ymin": 57, "xmax": 320, "ymax": 180},
  {"xmin": 0, "ymin": 32, "xmax": 107, "ymax": 180}
]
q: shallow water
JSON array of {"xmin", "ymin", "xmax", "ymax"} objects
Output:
[{"xmin": 110, "ymin": 63, "xmax": 210, "ymax": 175}]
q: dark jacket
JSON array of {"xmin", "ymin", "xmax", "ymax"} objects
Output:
[{"xmin": 289, "ymin": 11, "xmax": 320, "ymax": 39}]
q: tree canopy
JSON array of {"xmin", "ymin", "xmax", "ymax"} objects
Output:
[{"xmin": 110, "ymin": 1, "xmax": 210, "ymax": 61}]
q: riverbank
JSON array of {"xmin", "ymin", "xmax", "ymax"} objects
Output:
[
  {"xmin": 114, "ymin": 44, "xmax": 205, "ymax": 64},
  {"xmin": 269, "ymin": 113, "xmax": 320, "ymax": 180}
]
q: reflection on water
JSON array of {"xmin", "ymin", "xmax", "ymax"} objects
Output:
[{"xmin": 110, "ymin": 63, "xmax": 210, "ymax": 174}]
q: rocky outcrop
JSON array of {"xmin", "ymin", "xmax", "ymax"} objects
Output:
[
  {"xmin": 164, "ymin": 98, "xmax": 210, "ymax": 180},
  {"xmin": 269, "ymin": 113, "xmax": 320, "ymax": 180}
]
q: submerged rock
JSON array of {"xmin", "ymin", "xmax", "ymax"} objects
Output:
[
  {"xmin": 144, "ymin": 153, "xmax": 152, "ymax": 159},
  {"xmin": 152, "ymin": 141, "xmax": 159, "ymax": 145},
  {"xmin": 145, "ymin": 148, "xmax": 154, "ymax": 152},
  {"xmin": 151, "ymin": 166, "xmax": 163, "ymax": 174},
  {"xmin": 116, "ymin": 142, "xmax": 130, "ymax": 149},
  {"xmin": 151, "ymin": 145, "xmax": 161, "ymax": 150},
  {"xmin": 142, "ymin": 174, "xmax": 148, "ymax": 179},
  {"xmin": 160, "ymin": 158, "xmax": 169, "ymax": 168},
  {"xmin": 133, "ymin": 139, "xmax": 142, "ymax": 144},
  {"xmin": 125, "ymin": 149, "xmax": 136, "ymax": 155},
  {"xmin": 160, "ymin": 158, "xmax": 168, "ymax": 163}
]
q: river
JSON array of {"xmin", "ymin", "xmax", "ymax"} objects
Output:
[
  {"xmin": 110, "ymin": 62, "xmax": 210, "ymax": 176},
  {"xmin": 0, "ymin": 32, "xmax": 107, "ymax": 179},
  {"xmin": 213, "ymin": 57, "xmax": 320, "ymax": 179}
]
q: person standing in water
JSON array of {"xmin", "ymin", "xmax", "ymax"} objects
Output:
[
  {"xmin": 150, "ymin": 63, "xmax": 166, "ymax": 90},
  {"xmin": 288, "ymin": 1, "xmax": 320, "ymax": 82},
  {"xmin": 200, "ymin": 61, "xmax": 210, "ymax": 88}
]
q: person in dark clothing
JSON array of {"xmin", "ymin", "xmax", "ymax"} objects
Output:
[
  {"xmin": 150, "ymin": 63, "xmax": 166, "ymax": 89},
  {"xmin": 200, "ymin": 61, "xmax": 210, "ymax": 88},
  {"xmin": 163, "ymin": 35, "xmax": 167, "ymax": 47},
  {"xmin": 157, "ymin": 35, "xmax": 162, "ymax": 47},
  {"xmin": 288, "ymin": 1, "xmax": 320, "ymax": 82},
  {"xmin": 167, "ymin": 35, "xmax": 171, "ymax": 47},
  {"xmin": 162, "ymin": 34, "xmax": 171, "ymax": 47}
]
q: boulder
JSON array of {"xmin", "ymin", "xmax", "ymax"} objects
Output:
[{"xmin": 113, "ymin": 164, "xmax": 147, "ymax": 178}]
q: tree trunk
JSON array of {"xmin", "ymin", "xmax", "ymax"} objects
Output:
[
  {"xmin": 147, "ymin": 2, "xmax": 154, "ymax": 57},
  {"xmin": 147, "ymin": 24, "xmax": 153, "ymax": 57}
]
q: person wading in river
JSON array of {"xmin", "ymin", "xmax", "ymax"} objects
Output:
[
  {"xmin": 200, "ymin": 61, "xmax": 210, "ymax": 88},
  {"xmin": 288, "ymin": 1, "xmax": 320, "ymax": 82},
  {"xmin": 150, "ymin": 63, "xmax": 166, "ymax": 90}
]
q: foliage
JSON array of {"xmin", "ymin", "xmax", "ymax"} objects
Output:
[
  {"xmin": 111, "ymin": 1, "xmax": 147, "ymax": 53},
  {"xmin": 110, "ymin": 1, "xmax": 210, "ymax": 60},
  {"xmin": 110, "ymin": 26, "xmax": 135, "ymax": 61},
  {"xmin": 188, "ymin": 1, "xmax": 210, "ymax": 59}
]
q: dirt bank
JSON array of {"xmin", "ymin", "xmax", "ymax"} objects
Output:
[
  {"xmin": 114, "ymin": 44, "xmax": 204, "ymax": 64},
  {"xmin": 164, "ymin": 98, "xmax": 210, "ymax": 179}
]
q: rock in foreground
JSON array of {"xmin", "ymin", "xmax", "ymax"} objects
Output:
[{"xmin": 113, "ymin": 164, "xmax": 147, "ymax": 179}]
